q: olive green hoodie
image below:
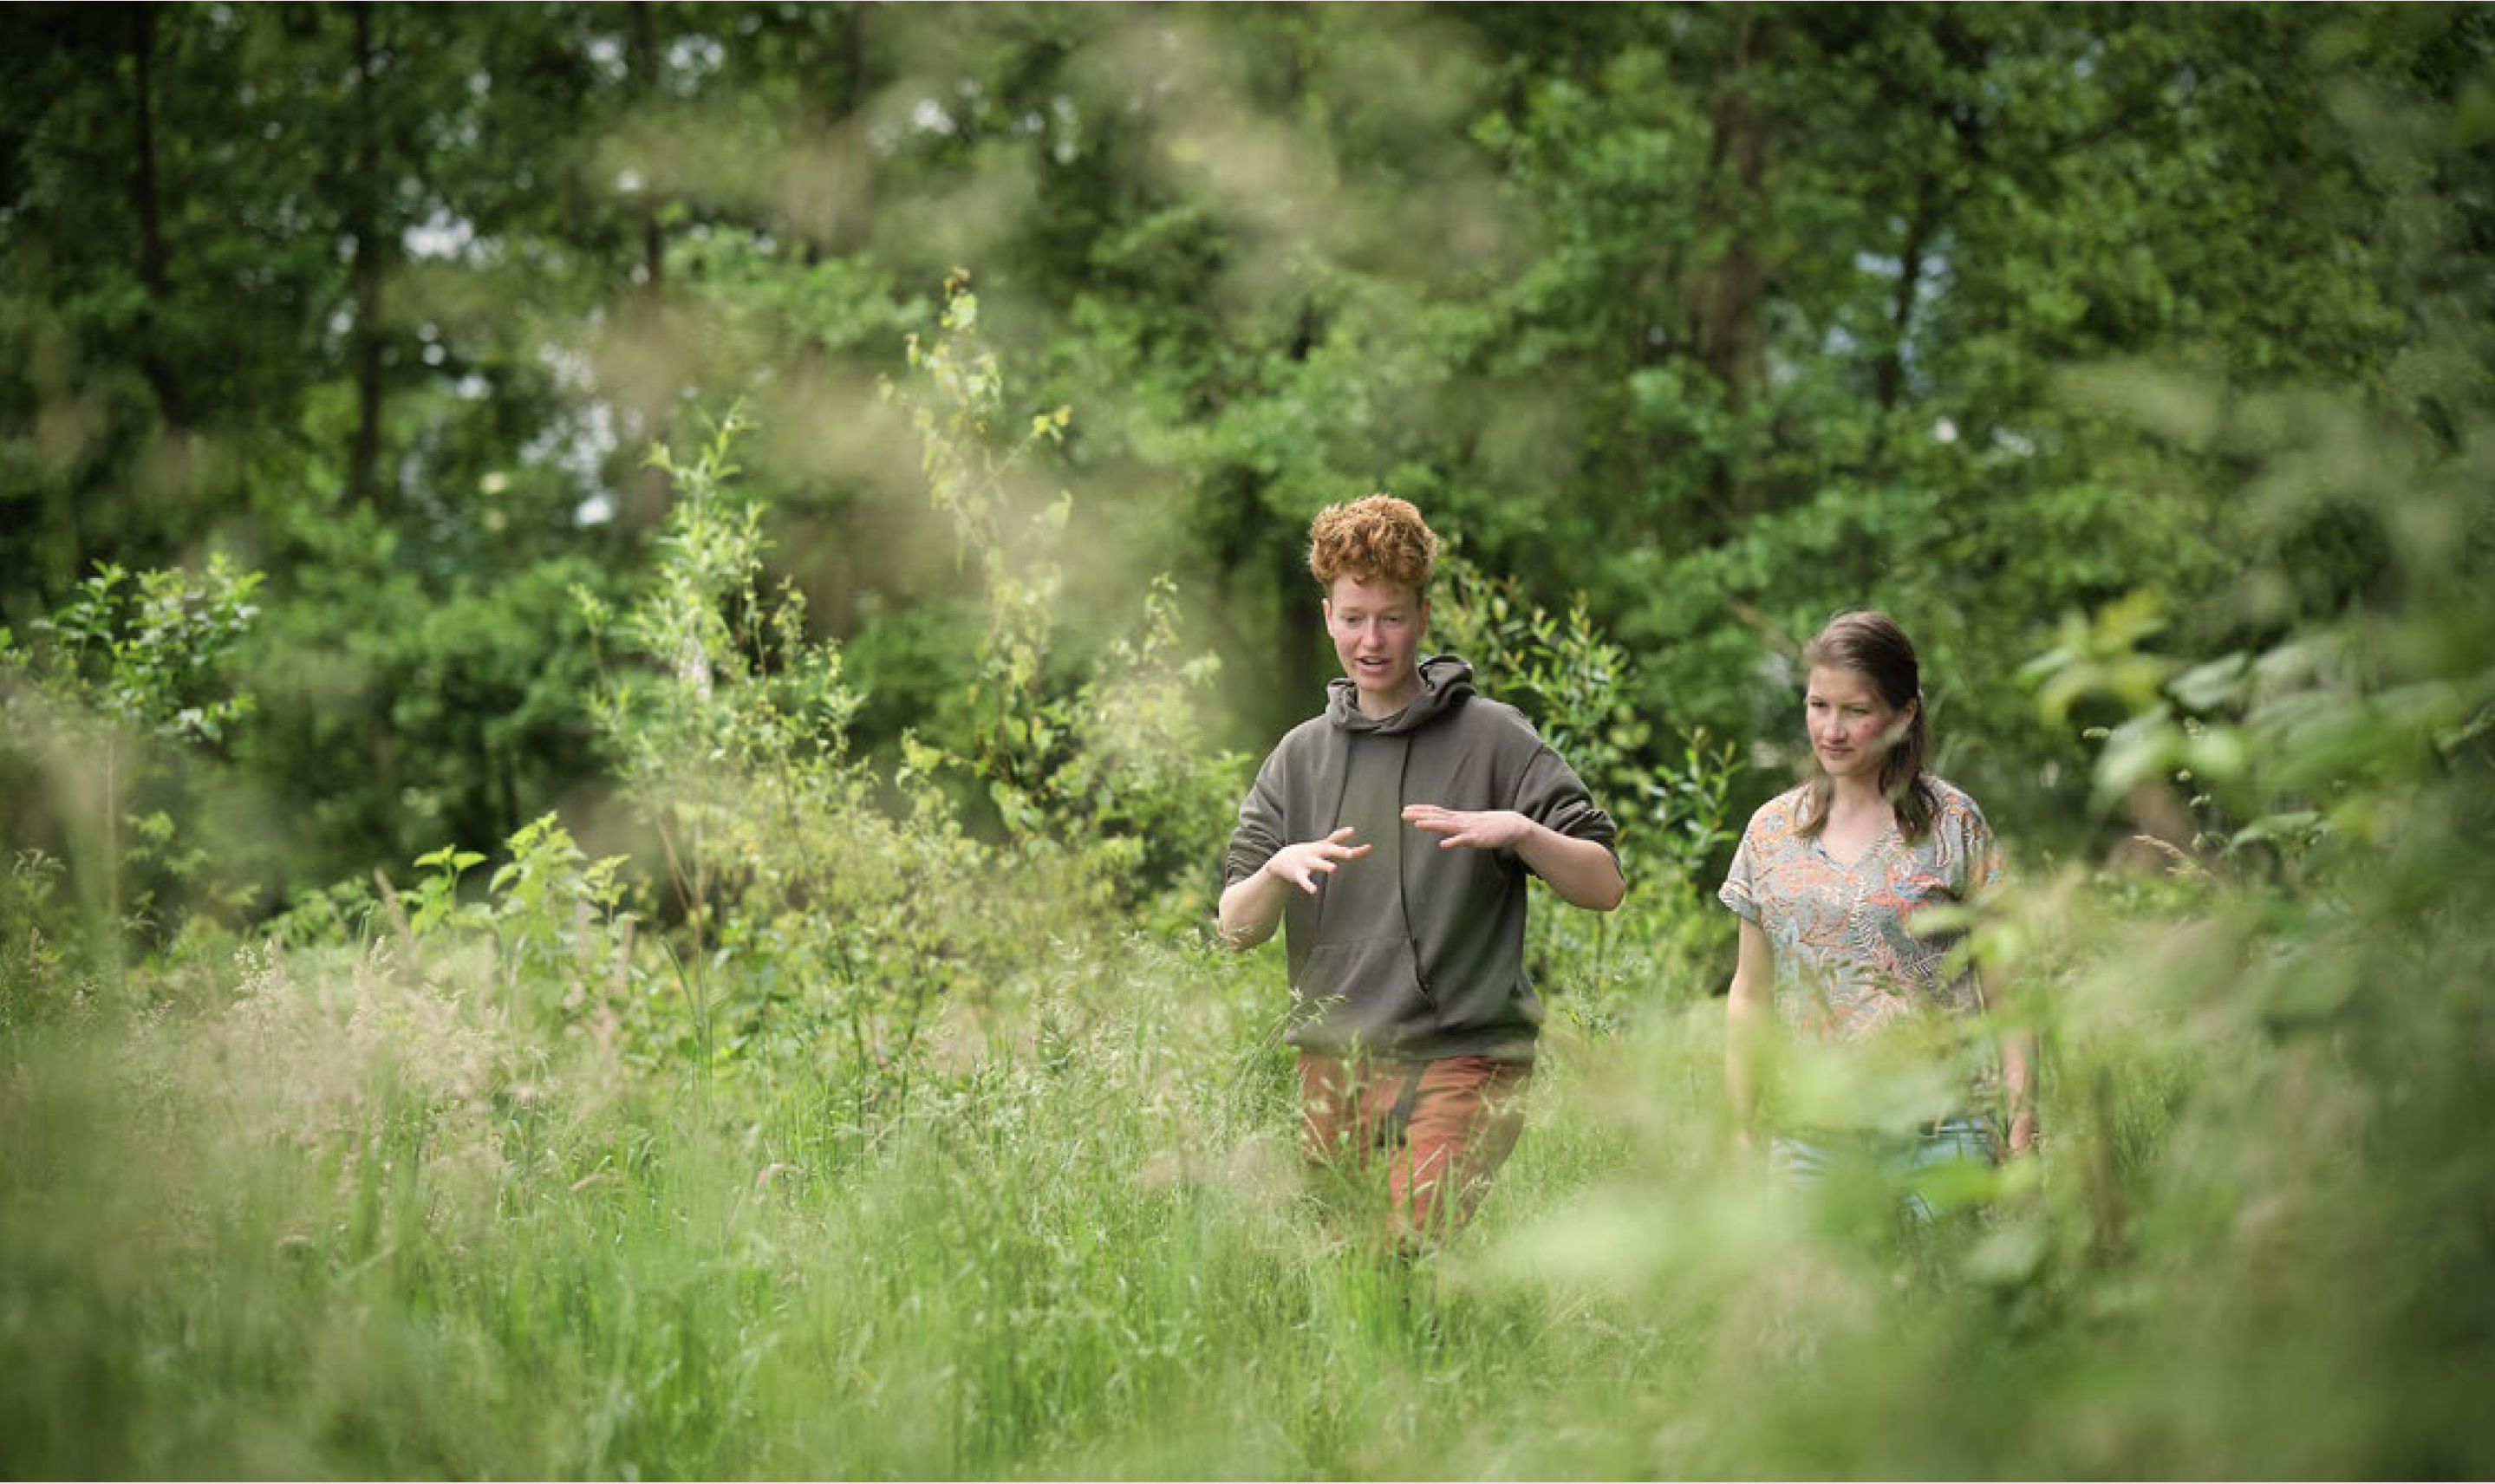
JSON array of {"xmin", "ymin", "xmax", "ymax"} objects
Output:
[{"xmin": 1224, "ymin": 654, "xmax": 1619, "ymax": 1061}]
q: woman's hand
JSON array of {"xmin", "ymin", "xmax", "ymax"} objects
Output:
[
  {"xmin": 1261, "ymin": 825, "xmax": 1373, "ymax": 894},
  {"xmin": 2005, "ymin": 1107, "xmax": 2038, "ymax": 1157},
  {"xmin": 1400, "ymin": 804, "xmax": 1531, "ymax": 851},
  {"xmin": 1725, "ymin": 919, "xmax": 1776, "ymax": 1154},
  {"xmin": 1404, "ymin": 804, "xmax": 1625, "ymax": 911},
  {"xmin": 2000, "ymin": 1027, "xmax": 2040, "ymax": 1156},
  {"xmin": 1219, "ymin": 828, "xmax": 1371, "ymax": 950}
]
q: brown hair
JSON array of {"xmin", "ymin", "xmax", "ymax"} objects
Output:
[
  {"xmin": 1797, "ymin": 609, "xmax": 1938, "ymax": 843},
  {"xmin": 1307, "ymin": 493, "xmax": 1439, "ymax": 595}
]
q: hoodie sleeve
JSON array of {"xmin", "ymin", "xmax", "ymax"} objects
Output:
[
  {"xmin": 1512, "ymin": 739, "xmax": 1619, "ymax": 855},
  {"xmin": 1224, "ymin": 745, "xmax": 1290, "ymax": 887}
]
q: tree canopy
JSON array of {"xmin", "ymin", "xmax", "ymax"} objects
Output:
[{"xmin": 3, "ymin": 0, "xmax": 2487, "ymax": 910}]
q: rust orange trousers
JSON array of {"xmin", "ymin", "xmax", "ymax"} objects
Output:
[{"xmin": 1297, "ymin": 1052, "xmax": 1533, "ymax": 1239}]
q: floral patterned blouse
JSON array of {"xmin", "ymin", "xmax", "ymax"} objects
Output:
[{"xmin": 1717, "ymin": 777, "xmax": 2003, "ymax": 1045}]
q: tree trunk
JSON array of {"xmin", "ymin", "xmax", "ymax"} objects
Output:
[
  {"xmin": 616, "ymin": 0, "xmax": 674, "ymax": 530},
  {"xmin": 347, "ymin": 2, "xmax": 390, "ymax": 511},
  {"xmin": 839, "ymin": 2, "xmax": 869, "ymax": 118},
  {"xmin": 1876, "ymin": 189, "xmax": 1937, "ymax": 413},
  {"xmin": 1692, "ymin": 11, "xmax": 1770, "ymax": 526},
  {"xmin": 128, "ymin": 2, "xmax": 187, "ymax": 428},
  {"xmin": 629, "ymin": 0, "xmax": 664, "ymax": 297}
]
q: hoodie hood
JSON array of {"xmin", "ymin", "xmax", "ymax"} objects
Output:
[{"xmin": 1326, "ymin": 654, "xmax": 1475, "ymax": 736}]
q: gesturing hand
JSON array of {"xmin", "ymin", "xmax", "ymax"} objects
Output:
[
  {"xmin": 1263, "ymin": 826, "xmax": 1373, "ymax": 894},
  {"xmin": 1401, "ymin": 804, "xmax": 1532, "ymax": 852}
]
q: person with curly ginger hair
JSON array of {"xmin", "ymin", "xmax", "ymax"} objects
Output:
[{"xmin": 1220, "ymin": 493, "xmax": 1625, "ymax": 1245}]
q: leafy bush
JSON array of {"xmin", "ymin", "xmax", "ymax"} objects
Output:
[
  {"xmin": 881, "ymin": 273, "xmax": 1251, "ymax": 930},
  {"xmin": 0, "ymin": 552, "xmax": 263, "ymax": 996},
  {"xmin": 544, "ymin": 283, "xmax": 1252, "ymax": 1121}
]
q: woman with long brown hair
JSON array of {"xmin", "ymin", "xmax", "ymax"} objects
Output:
[{"xmin": 1720, "ymin": 610, "xmax": 2036, "ymax": 1220}]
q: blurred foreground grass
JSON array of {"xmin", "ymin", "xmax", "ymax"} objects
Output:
[{"xmin": 6, "ymin": 832, "xmax": 2492, "ymax": 1481}]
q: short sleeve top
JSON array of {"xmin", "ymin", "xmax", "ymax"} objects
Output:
[{"xmin": 1718, "ymin": 777, "xmax": 2003, "ymax": 1045}]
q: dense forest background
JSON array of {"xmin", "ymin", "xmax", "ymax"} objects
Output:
[
  {"xmin": 9, "ymin": 0, "xmax": 2480, "ymax": 905},
  {"xmin": 4, "ymin": 3, "xmax": 2493, "ymax": 1479}
]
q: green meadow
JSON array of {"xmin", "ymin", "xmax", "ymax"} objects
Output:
[
  {"xmin": 6, "ymin": 6, "xmax": 2492, "ymax": 1477},
  {"xmin": 8, "ymin": 814, "xmax": 2492, "ymax": 1478},
  {"xmin": 9, "ymin": 372, "xmax": 2490, "ymax": 1475}
]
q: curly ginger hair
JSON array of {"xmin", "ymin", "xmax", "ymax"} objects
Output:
[{"xmin": 1306, "ymin": 493, "xmax": 1440, "ymax": 595}]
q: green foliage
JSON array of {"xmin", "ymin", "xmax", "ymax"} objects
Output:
[
  {"xmin": 0, "ymin": 849, "xmax": 73, "ymax": 1028},
  {"xmin": 7, "ymin": 2, "xmax": 2473, "ymax": 890},
  {"xmin": 385, "ymin": 818, "xmax": 637, "ymax": 1049},
  {"xmin": 405, "ymin": 844, "xmax": 491, "ymax": 937},
  {"xmin": 564, "ymin": 313, "xmax": 1244, "ymax": 1117},
  {"xmin": 16, "ymin": 553, "xmax": 263, "ymax": 745},
  {"xmin": 0, "ymin": 552, "xmax": 264, "ymax": 984},
  {"xmin": 881, "ymin": 275, "xmax": 1250, "ymax": 925},
  {"xmin": 3, "ymin": 8, "xmax": 2493, "ymax": 1479},
  {"xmin": 578, "ymin": 402, "xmax": 962, "ymax": 1097},
  {"xmin": 222, "ymin": 537, "xmax": 618, "ymax": 903},
  {"xmin": 884, "ymin": 273, "xmax": 1084, "ymax": 806}
]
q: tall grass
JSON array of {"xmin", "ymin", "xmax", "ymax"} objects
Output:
[
  {"xmin": 8, "ymin": 815, "xmax": 2493, "ymax": 1481},
  {"xmin": 0, "ymin": 926, "xmax": 1631, "ymax": 1478}
]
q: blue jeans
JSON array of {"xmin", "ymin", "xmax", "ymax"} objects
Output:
[{"xmin": 1769, "ymin": 1116, "xmax": 1997, "ymax": 1226}]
